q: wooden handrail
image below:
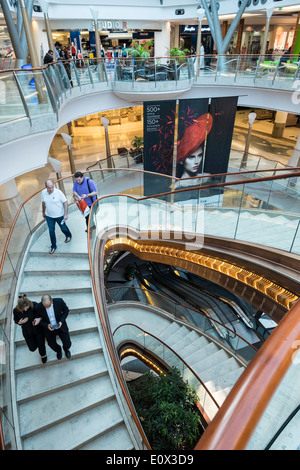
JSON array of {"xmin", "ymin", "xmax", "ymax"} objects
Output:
[
  {"xmin": 112, "ymin": 322, "xmax": 220, "ymax": 412},
  {"xmin": 195, "ymin": 298, "xmax": 300, "ymax": 450},
  {"xmin": 87, "ymin": 225, "xmax": 151, "ymax": 449}
]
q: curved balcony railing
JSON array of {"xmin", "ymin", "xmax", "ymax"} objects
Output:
[
  {"xmin": 195, "ymin": 54, "xmax": 300, "ymax": 90},
  {"xmin": 0, "ymin": 53, "xmax": 299, "ymax": 145},
  {"xmin": 112, "ymin": 322, "xmax": 220, "ymax": 426},
  {"xmin": 106, "ymin": 286, "xmax": 258, "ymax": 363},
  {"xmin": 0, "ymin": 167, "xmax": 299, "ymax": 449}
]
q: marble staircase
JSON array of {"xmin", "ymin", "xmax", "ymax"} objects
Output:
[
  {"xmin": 108, "ymin": 303, "xmax": 247, "ymax": 422},
  {"xmin": 12, "ymin": 211, "xmax": 140, "ymax": 450}
]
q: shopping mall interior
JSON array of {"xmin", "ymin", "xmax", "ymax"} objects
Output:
[{"xmin": 0, "ymin": 0, "xmax": 300, "ymax": 452}]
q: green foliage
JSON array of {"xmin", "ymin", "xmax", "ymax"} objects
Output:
[
  {"xmin": 167, "ymin": 46, "xmax": 190, "ymax": 57},
  {"xmin": 128, "ymin": 367, "xmax": 202, "ymax": 450},
  {"xmin": 131, "ymin": 136, "xmax": 143, "ymax": 150},
  {"xmin": 126, "ymin": 40, "xmax": 153, "ymax": 59}
]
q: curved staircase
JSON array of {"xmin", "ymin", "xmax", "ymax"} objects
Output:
[{"xmin": 12, "ymin": 210, "xmax": 141, "ymax": 450}]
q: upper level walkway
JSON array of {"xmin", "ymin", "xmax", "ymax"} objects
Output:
[{"xmin": 0, "ymin": 54, "xmax": 299, "ymax": 186}]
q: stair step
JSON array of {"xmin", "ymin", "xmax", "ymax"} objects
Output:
[
  {"xmin": 205, "ymin": 367, "xmax": 245, "ymax": 402},
  {"xmin": 199, "ymin": 356, "xmax": 241, "ymax": 383},
  {"xmin": 157, "ymin": 322, "xmax": 181, "ymax": 342},
  {"xmin": 183, "ymin": 341, "xmax": 220, "ymax": 366},
  {"xmin": 22, "ymin": 396, "xmax": 125, "ymax": 450},
  {"xmin": 180, "ymin": 335, "xmax": 213, "ymax": 359},
  {"xmin": 19, "ymin": 375, "xmax": 115, "ymax": 439},
  {"xmin": 166, "ymin": 325, "xmax": 190, "ymax": 348},
  {"xmin": 16, "ymin": 353, "xmax": 108, "ymax": 402},
  {"xmin": 15, "ymin": 330, "xmax": 102, "ymax": 372},
  {"xmin": 15, "ymin": 311, "xmax": 97, "ymax": 343},
  {"xmin": 19, "ymin": 272, "xmax": 92, "ymax": 294},
  {"xmin": 23, "ymin": 292, "xmax": 94, "ymax": 312},
  {"xmin": 78, "ymin": 421, "xmax": 134, "ymax": 450},
  {"xmin": 192, "ymin": 349, "xmax": 230, "ymax": 374},
  {"xmin": 24, "ymin": 254, "xmax": 90, "ymax": 273}
]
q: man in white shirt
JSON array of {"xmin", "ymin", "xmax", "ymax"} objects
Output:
[{"xmin": 42, "ymin": 180, "xmax": 72, "ymax": 254}]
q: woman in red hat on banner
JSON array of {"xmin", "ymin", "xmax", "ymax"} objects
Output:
[{"xmin": 175, "ymin": 113, "xmax": 213, "ymax": 189}]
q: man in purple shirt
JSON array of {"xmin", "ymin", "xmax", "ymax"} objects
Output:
[{"xmin": 73, "ymin": 171, "xmax": 98, "ymax": 230}]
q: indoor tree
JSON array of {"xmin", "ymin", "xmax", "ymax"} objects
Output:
[{"xmin": 128, "ymin": 366, "xmax": 202, "ymax": 450}]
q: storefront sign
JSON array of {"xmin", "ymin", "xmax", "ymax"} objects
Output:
[{"xmin": 99, "ymin": 20, "xmax": 128, "ymax": 30}]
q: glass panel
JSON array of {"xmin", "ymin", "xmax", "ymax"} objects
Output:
[
  {"xmin": 74, "ymin": 59, "xmax": 92, "ymax": 85},
  {"xmin": 15, "ymin": 70, "xmax": 53, "ymax": 115},
  {"xmin": 0, "ymin": 73, "xmax": 27, "ymax": 123},
  {"xmin": 114, "ymin": 324, "xmax": 220, "ymax": 422},
  {"xmin": 246, "ymin": 361, "xmax": 300, "ymax": 450},
  {"xmin": 6, "ymin": 207, "xmax": 31, "ymax": 273},
  {"xmin": 88, "ymin": 58, "xmax": 105, "ymax": 83}
]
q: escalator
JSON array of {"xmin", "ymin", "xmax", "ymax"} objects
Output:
[{"xmin": 135, "ymin": 261, "xmax": 263, "ymax": 351}]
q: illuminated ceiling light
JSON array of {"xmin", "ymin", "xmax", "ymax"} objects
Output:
[{"xmin": 104, "ymin": 237, "xmax": 298, "ymax": 309}]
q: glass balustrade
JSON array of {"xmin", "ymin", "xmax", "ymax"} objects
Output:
[
  {"xmin": 113, "ymin": 323, "xmax": 220, "ymax": 423},
  {"xmin": 106, "ymin": 286, "xmax": 258, "ymax": 363},
  {"xmin": 0, "ymin": 72, "xmax": 27, "ymax": 123},
  {"xmin": 0, "ymin": 54, "xmax": 298, "ymax": 135},
  {"xmin": 245, "ymin": 358, "xmax": 300, "ymax": 450},
  {"xmin": 196, "ymin": 54, "xmax": 300, "ymax": 86}
]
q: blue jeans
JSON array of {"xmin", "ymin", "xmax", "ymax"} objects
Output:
[{"xmin": 46, "ymin": 216, "xmax": 72, "ymax": 250}]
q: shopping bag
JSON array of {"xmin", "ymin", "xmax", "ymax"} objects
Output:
[{"xmin": 75, "ymin": 198, "xmax": 90, "ymax": 217}]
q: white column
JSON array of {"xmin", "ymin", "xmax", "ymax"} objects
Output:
[
  {"xmin": 154, "ymin": 22, "xmax": 171, "ymax": 57},
  {"xmin": 287, "ymin": 131, "xmax": 300, "ymax": 167},
  {"xmin": 0, "ymin": 179, "xmax": 21, "ymax": 228},
  {"xmin": 272, "ymin": 111, "xmax": 288, "ymax": 138}
]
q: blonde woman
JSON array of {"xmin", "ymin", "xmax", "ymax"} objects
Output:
[{"xmin": 13, "ymin": 295, "xmax": 47, "ymax": 363}]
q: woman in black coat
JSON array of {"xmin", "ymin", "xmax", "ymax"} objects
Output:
[{"xmin": 13, "ymin": 295, "xmax": 47, "ymax": 363}]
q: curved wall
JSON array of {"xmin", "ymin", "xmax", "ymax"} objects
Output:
[{"xmin": 0, "ymin": 82, "xmax": 298, "ymax": 186}]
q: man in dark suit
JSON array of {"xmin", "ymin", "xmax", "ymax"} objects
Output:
[{"xmin": 36, "ymin": 294, "xmax": 71, "ymax": 360}]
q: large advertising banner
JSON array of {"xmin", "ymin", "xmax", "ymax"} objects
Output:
[
  {"xmin": 143, "ymin": 100, "xmax": 176, "ymax": 196},
  {"xmin": 175, "ymin": 98, "xmax": 211, "ymax": 185},
  {"xmin": 143, "ymin": 97, "xmax": 238, "ymax": 204},
  {"xmin": 204, "ymin": 96, "xmax": 238, "ymax": 175}
]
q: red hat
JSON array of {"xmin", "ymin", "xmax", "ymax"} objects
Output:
[{"xmin": 177, "ymin": 113, "xmax": 213, "ymax": 162}]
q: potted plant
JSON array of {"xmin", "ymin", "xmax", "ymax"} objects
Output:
[
  {"xmin": 130, "ymin": 136, "xmax": 143, "ymax": 163},
  {"xmin": 166, "ymin": 46, "xmax": 190, "ymax": 79},
  {"xmin": 126, "ymin": 40, "xmax": 153, "ymax": 59}
]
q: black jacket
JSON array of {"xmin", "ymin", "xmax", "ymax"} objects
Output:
[{"xmin": 35, "ymin": 298, "xmax": 69, "ymax": 331}]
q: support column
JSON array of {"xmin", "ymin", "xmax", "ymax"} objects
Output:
[
  {"xmin": 272, "ymin": 111, "xmax": 288, "ymax": 138},
  {"xmin": 260, "ymin": 7, "xmax": 274, "ymax": 57},
  {"xmin": 236, "ymin": 18, "xmax": 244, "ymax": 53},
  {"xmin": 19, "ymin": 0, "xmax": 40, "ymax": 69},
  {"xmin": 154, "ymin": 22, "xmax": 171, "ymax": 57},
  {"xmin": 0, "ymin": 180, "xmax": 22, "ymax": 228},
  {"xmin": 19, "ymin": 0, "xmax": 47, "ymax": 104},
  {"xmin": 196, "ymin": 8, "xmax": 205, "ymax": 77},
  {"xmin": 287, "ymin": 131, "xmax": 300, "ymax": 167},
  {"xmin": 291, "ymin": 12, "xmax": 300, "ymax": 55}
]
